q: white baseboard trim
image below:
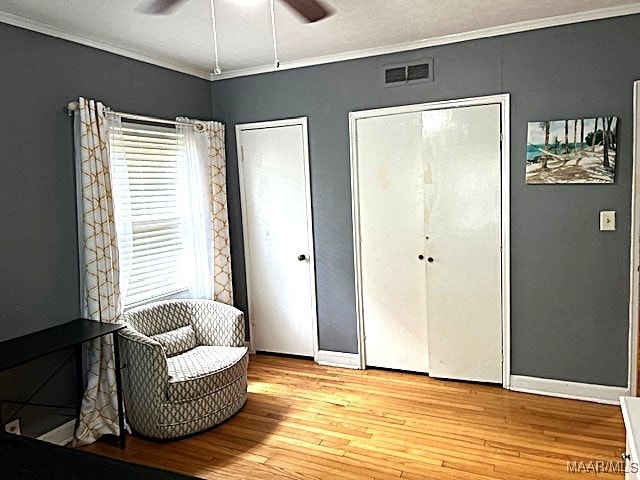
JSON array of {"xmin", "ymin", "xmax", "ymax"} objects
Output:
[
  {"xmin": 37, "ymin": 419, "xmax": 76, "ymax": 446},
  {"xmin": 316, "ymin": 350, "xmax": 361, "ymax": 369},
  {"xmin": 509, "ymin": 375, "xmax": 629, "ymax": 405}
]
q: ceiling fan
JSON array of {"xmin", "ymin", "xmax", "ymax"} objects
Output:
[{"xmin": 143, "ymin": 0, "xmax": 331, "ymax": 22}]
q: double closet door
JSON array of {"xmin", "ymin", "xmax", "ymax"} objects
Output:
[{"xmin": 353, "ymin": 101, "xmax": 504, "ymax": 383}]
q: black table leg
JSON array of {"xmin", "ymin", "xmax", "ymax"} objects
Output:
[
  {"xmin": 112, "ymin": 333, "xmax": 126, "ymax": 449},
  {"xmin": 75, "ymin": 343, "xmax": 84, "ymax": 436}
]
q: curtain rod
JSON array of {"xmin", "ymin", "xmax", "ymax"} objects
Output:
[{"xmin": 66, "ymin": 101, "xmax": 207, "ymax": 132}]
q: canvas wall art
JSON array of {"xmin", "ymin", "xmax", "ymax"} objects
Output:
[{"xmin": 525, "ymin": 117, "xmax": 617, "ymax": 184}]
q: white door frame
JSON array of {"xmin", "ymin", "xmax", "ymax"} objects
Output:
[
  {"xmin": 349, "ymin": 94, "xmax": 511, "ymax": 387},
  {"xmin": 235, "ymin": 117, "xmax": 319, "ymax": 361},
  {"xmin": 628, "ymin": 80, "xmax": 640, "ymax": 397}
]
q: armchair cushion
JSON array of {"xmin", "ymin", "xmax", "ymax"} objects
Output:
[
  {"xmin": 166, "ymin": 346, "xmax": 248, "ymax": 402},
  {"xmin": 151, "ymin": 325, "xmax": 198, "ymax": 357},
  {"xmin": 124, "ymin": 301, "xmax": 192, "ymax": 337}
]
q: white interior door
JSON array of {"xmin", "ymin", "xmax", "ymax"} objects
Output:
[
  {"xmin": 355, "ymin": 112, "xmax": 429, "ymax": 372},
  {"xmin": 237, "ymin": 119, "xmax": 316, "ymax": 357},
  {"xmin": 424, "ymin": 105, "xmax": 502, "ymax": 383}
]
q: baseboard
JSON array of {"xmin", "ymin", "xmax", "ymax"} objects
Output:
[
  {"xmin": 509, "ymin": 375, "xmax": 629, "ymax": 405},
  {"xmin": 316, "ymin": 350, "xmax": 361, "ymax": 369},
  {"xmin": 36, "ymin": 419, "xmax": 75, "ymax": 446}
]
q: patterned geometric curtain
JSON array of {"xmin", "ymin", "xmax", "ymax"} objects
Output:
[
  {"xmin": 73, "ymin": 97, "xmax": 124, "ymax": 445},
  {"xmin": 206, "ymin": 122, "xmax": 234, "ymax": 305}
]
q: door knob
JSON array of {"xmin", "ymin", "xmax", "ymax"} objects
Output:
[
  {"xmin": 418, "ymin": 254, "xmax": 425, "ymax": 260},
  {"xmin": 427, "ymin": 257, "xmax": 434, "ymax": 263},
  {"xmin": 298, "ymin": 254, "xmax": 307, "ymax": 261}
]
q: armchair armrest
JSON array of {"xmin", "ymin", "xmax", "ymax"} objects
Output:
[
  {"xmin": 117, "ymin": 325, "xmax": 168, "ymax": 401},
  {"xmin": 190, "ymin": 300, "xmax": 245, "ymax": 347}
]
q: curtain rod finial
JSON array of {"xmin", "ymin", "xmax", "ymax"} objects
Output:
[{"xmin": 67, "ymin": 101, "xmax": 79, "ymax": 115}]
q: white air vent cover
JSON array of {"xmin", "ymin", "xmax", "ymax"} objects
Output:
[{"xmin": 383, "ymin": 59, "xmax": 433, "ymax": 87}]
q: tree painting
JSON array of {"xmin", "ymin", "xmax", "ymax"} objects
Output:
[{"xmin": 526, "ymin": 116, "xmax": 617, "ymax": 184}]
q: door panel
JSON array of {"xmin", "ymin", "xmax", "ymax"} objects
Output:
[
  {"xmin": 356, "ymin": 112, "xmax": 429, "ymax": 372},
  {"xmin": 424, "ymin": 104, "xmax": 502, "ymax": 383},
  {"xmin": 238, "ymin": 122, "xmax": 315, "ymax": 356}
]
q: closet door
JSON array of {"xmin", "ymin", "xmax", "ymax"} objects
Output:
[
  {"xmin": 355, "ymin": 112, "xmax": 429, "ymax": 373},
  {"xmin": 353, "ymin": 101, "xmax": 504, "ymax": 383},
  {"xmin": 423, "ymin": 104, "xmax": 502, "ymax": 383}
]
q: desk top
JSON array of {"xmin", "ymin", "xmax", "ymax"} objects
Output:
[{"xmin": 0, "ymin": 319, "xmax": 125, "ymax": 372}]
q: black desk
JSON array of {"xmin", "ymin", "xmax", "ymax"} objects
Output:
[{"xmin": 0, "ymin": 319, "xmax": 126, "ymax": 448}]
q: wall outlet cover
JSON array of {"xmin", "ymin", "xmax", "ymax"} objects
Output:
[{"xmin": 5, "ymin": 419, "xmax": 21, "ymax": 435}]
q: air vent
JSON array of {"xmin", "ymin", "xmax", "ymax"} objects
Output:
[
  {"xmin": 407, "ymin": 63, "xmax": 430, "ymax": 81},
  {"xmin": 384, "ymin": 59, "xmax": 433, "ymax": 87},
  {"xmin": 385, "ymin": 67, "xmax": 407, "ymax": 84}
]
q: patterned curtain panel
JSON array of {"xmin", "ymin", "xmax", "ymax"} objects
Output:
[
  {"xmin": 73, "ymin": 97, "xmax": 123, "ymax": 446},
  {"xmin": 206, "ymin": 122, "xmax": 234, "ymax": 304}
]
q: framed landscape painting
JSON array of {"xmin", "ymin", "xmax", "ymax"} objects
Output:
[{"xmin": 525, "ymin": 117, "xmax": 617, "ymax": 184}]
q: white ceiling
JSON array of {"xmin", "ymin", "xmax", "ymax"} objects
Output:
[{"xmin": 1, "ymin": 0, "xmax": 640, "ymax": 80}]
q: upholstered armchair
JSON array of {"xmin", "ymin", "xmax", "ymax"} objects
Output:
[{"xmin": 118, "ymin": 299, "xmax": 248, "ymax": 439}]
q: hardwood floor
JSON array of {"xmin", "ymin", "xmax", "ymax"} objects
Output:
[{"xmin": 83, "ymin": 354, "xmax": 626, "ymax": 479}]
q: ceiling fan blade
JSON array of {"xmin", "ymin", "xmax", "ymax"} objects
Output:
[
  {"xmin": 139, "ymin": 0, "xmax": 188, "ymax": 15},
  {"xmin": 280, "ymin": 0, "xmax": 332, "ymax": 22}
]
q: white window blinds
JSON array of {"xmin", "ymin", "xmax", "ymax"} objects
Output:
[{"xmin": 111, "ymin": 123, "xmax": 189, "ymax": 307}]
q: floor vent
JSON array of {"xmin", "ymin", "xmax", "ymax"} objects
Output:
[{"xmin": 384, "ymin": 59, "xmax": 433, "ymax": 87}]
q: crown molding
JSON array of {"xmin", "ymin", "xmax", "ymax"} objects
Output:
[
  {"xmin": 210, "ymin": 2, "xmax": 640, "ymax": 81},
  {"xmin": 2, "ymin": 3, "xmax": 639, "ymax": 82},
  {"xmin": 0, "ymin": 10, "xmax": 211, "ymax": 80}
]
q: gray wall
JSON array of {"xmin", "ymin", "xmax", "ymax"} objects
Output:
[
  {"xmin": 0, "ymin": 23, "xmax": 212, "ymax": 435},
  {"xmin": 212, "ymin": 14, "xmax": 640, "ymax": 387}
]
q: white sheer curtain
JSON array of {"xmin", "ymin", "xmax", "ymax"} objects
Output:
[
  {"xmin": 109, "ymin": 117, "xmax": 133, "ymax": 308},
  {"xmin": 177, "ymin": 118, "xmax": 233, "ymax": 304},
  {"xmin": 177, "ymin": 119, "xmax": 213, "ymax": 299}
]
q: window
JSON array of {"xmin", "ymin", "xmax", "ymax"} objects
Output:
[{"xmin": 111, "ymin": 123, "xmax": 191, "ymax": 307}]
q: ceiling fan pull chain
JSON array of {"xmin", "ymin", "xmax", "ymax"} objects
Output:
[
  {"xmin": 269, "ymin": 0, "xmax": 280, "ymax": 69},
  {"xmin": 209, "ymin": 0, "xmax": 222, "ymax": 75}
]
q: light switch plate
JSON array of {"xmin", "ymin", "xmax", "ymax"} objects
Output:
[{"xmin": 600, "ymin": 211, "xmax": 616, "ymax": 231}]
